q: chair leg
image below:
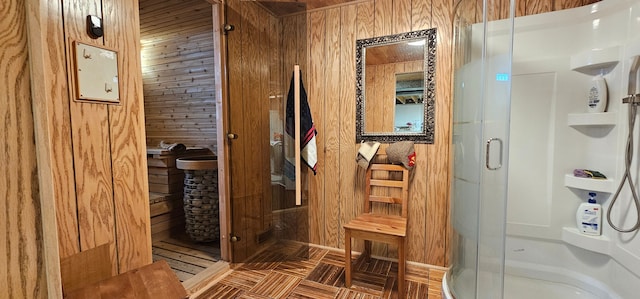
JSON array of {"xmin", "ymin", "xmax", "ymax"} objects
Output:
[
  {"xmin": 397, "ymin": 238, "xmax": 405, "ymax": 299},
  {"xmin": 363, "ymin": 240, "xmax": 371, "ymax": 262},
  {"xmin": 345, "ymin": 229, "xmax": 352, "ymax": 287}
]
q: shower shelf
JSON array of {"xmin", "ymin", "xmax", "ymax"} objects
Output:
[
  {"xmin": 570, "ymin": 46, "xmax": 620, "ymax": 76},
  {"xmin": 567, "ymin": 112, "xmax": 617, "ymax": 127},
  {"xmin": 562, "ymin": 227, "xmax": 610, "ymax": 255},
  {"xmin": 564, "ymin": 174, "xmax": 614, "ymax": 193}
]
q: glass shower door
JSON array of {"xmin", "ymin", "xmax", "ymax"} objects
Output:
[{"xmin": 450, "ymin": 0, "xmax": 514, "ymax": 298}]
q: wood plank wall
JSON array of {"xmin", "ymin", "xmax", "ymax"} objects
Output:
[
  {"xmin": 140, "ymin": 0, "xmax": 217, "ymax": 151},
  {"xmin": 464, "ymin": 0, "xmax": 602, "ymax": 22},
  {"xmin": 306, "ymin": 0, "xmax": 451, "ymax": 267},
  {"xmin": 305, "ymin": 0, "xmax": 600, "ymax": 267},
  {"xmin": 1, "ymin": 0, "xmax": 48, "ymax": 297},
  {"xmin": 27, "ymin": 0, "xmax": 152, "ymax": 279}
]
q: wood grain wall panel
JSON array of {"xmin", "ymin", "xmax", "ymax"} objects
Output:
[
  {"xmin": 69, "ymin": 103, "xmax": 116, "ymax": 272},
  {"xmin": 297, "ymin": 13, "xmax": 309, "ymax": 88},
  {"xmin": 527, "ymin": 0, "xmax": 553, "ymax": 15},
  {"xmin": 26, "ymin": 0, "xmax": 79, "ymax": 262},
  {"xmin": 307, "ymin": 10, "xmax": 327, "ymax": 246},
  {"xmin": 1, "ymin": 0, "xmax": 48, "ymax": 297},
  {"xmin": 355, "ymin": 3, "xmax": 375, "ymax": 234},
  {"xmin": 26, "ymin": 0, "xmax": 73, "ymax": 294},
  {"xmin": 338, "ymin": 3, "xmax": 357, "ymax": 252},
  {"xmin": 428, "ymin": 0, "xmax": 453, "ymax": 267},
  {"xmin": 62, "ymin": 0, "xmax": 119, "ymax": 274},
  {"xmin": 374, "ymin": 0, "xmax": 392, "ymax": 36},
  {"xmin": 103, "ymin": 0, "xmax": 153, "ymax": 273},
  {"xmin": 411, "ymin": 0, "xmax": 431, "ymax": 30},
  {"xmin": 516, "ymin": 0, "xmax": 527, "ymax": 17},
  {"xmin": 486, "ymin": 0, "xmax": 504, "ymax": 21},
  {"xmin": 393, "ymin": 0, "xmax": 412, "ymax": 34},
  {"xmin": 554, "ymin": 0, "xmax": 584, "ymax": 10},
  {"xmin": 324, "ymin": 7, "xmax": 342, "ymax": 249},
  {"xmin": 356, "ymin": 0, "xmax": 375, "ymax": 38},
  {"xmin": 140, "ymin": 0, "xmax": 216, "ymax": 151}
]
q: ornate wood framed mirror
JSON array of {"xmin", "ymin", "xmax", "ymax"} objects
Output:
[{"xmin": 355, "ymin": 28, "xmax": 436, "ymax": 143}]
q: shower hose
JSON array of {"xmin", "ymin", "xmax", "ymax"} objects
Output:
[{"xmin": 608, "ymin": 102, "xmax": 640, "ymax": 232}]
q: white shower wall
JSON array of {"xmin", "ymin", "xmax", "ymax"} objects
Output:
[{"xmin": 470, "ymin": 0, "xmax": 640, "ymax": 297}]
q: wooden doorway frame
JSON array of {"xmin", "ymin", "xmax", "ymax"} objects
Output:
[{"xmin": 208, "ymin": 0, "xmax": 232, "ymax": 262}]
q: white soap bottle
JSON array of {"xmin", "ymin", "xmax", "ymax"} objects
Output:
[
  {"xmin": 587, "ymin": 75, "xmax": 608, "ymax": 113},
  {"xmin": 576, "ymin": 192, "xmax": 602, "ymax": 235}
]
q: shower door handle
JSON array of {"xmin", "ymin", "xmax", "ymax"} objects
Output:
[{"xmin": 485, "ymin": 137, "xmax": 503, "ymax": 170}]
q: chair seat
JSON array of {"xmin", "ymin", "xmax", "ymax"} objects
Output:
[{"xmin": 344, "ymin": 213, "xmax": 407, "ymax": 237}]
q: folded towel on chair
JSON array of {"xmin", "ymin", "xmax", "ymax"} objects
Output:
[{"xmin": 356, "ymin": 141, "xmax": 381, "ymax": 169}]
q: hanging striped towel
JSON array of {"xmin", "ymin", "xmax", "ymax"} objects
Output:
[{"xmin": 285, "ymin": 70, "xmax": 318, "ymax": 175}]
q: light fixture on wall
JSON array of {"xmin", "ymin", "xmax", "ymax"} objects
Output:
[{"xmin": 87, "ymin": 15, "xmax": 104, "ymax": 39}]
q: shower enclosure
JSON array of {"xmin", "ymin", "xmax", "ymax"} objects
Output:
[
  {"xmin": 447, "ymin": 1, "xmax": 513, "ymax": 298},
  {"xmin": 447, "ymin": 0, "xmax": 640, "ymax": 298}
]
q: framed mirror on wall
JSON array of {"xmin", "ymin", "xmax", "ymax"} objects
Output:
[{"xmin": 355, "ymin": 28, "xmax": 437, "ymax": 143}]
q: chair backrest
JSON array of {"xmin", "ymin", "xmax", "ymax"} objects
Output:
[
  {"xmin": 364, "ymin": 164, "xmax": 410, "ymax": 217},
  {"xmin": 60, "ymin": 242, "xmax": 114, "ymax": 295}
]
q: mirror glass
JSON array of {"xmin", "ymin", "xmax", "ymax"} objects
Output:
[{"xmin": 356, "ymin": 28, "xmax": 436, "ymax": 143}]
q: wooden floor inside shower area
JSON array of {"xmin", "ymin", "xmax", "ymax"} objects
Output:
[{"xmin": 152, "ymin": 233, "xmax": 221, "ymax": 282}]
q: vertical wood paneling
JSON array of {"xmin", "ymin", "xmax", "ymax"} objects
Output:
[
  {"xmin": 26, "ymin": 0, "xmax": 70, "ymax": 295},
  {"xmin": 394, "ymin": 0, "xmax": 412, "ymax": 33},
  {"xmin": 139, "ymin": 0, "xmax": 216, "ymax": 151},
  {"xmin": 526, "ymin": 0, "xmax": 553, "ymax": 15},
  {"xmin": 554, "ymin": 0, "xmax": 585, "ymax": 10},
  {"xmin": 516, "ymin": 0, "xmax": 527, "ymax": 17},
  {"xmin": 338, "ymin": 3, "xmax": 357, "ymax": 252},
  {"xmin": 352, "ymin": 0, "xmax": 374, "ymax": 252},
  {"xmin": 308, "ymin": 10, "xmax": 327, "ymax": 246},
  {"xmin": 63, "ymin": 0, "xmax": 118, "ymax": 273},
  {"xmin": 374, "ymin": 0, "xmax": 393, "ymax": 36},
  {"xmin": 429, "ymin": 0, "xmax": 453, "ymax": 266},
  {"xmin": 324, "ymin": 7, "xmax": 342, "ymax": 248},
  {"xmin": 412, "ymin": 0, "xmax": 431, "ymax": 31},
  {"xmin": 1, "ymin": 1, "xmax": 47, "ymax": 297},
  {"xmin": 103, "ymin": 0, "xmax": 153, "ymax": 272},
  {"xmin": 26, "ymin": 0, "xmax": 79, "ymax": 263}
]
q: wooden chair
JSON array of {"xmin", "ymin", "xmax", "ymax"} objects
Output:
[
  {"xmin": 60, "ymin": 243, "xmax": 113, "ymax": 296},
  {"xmin": 344, "ymin": 163, "xmax": 409, "ymax": 298}
]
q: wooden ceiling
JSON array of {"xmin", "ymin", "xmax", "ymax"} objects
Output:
[{"xmin": 258, "ymin": 0, "xmax": 358, "ymax": 16}]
